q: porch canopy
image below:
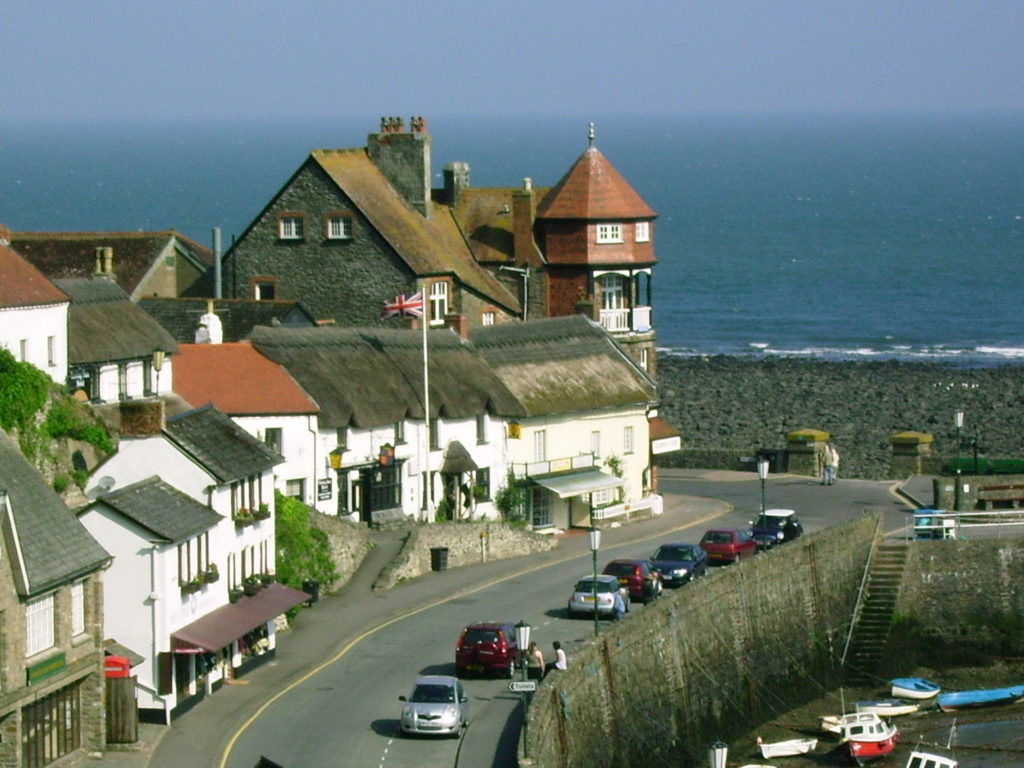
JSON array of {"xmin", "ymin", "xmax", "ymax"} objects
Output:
[
  {"xmin": 532, "ymin": 469, "xmax": 623, "ymax": 499},
  {"xmin": 171, "ymin": 583, "xmax": 309, "ymax": 653}
]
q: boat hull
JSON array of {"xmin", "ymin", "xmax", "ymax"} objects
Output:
[
  {"xmin": 758, "ymin": 738, "xmax": 817, "ymax": 758},
  {"xmin": 849, "ymin": 733, "xmax": 898, "ymax": 765},
  {"xmin": 890, "ymin": 677, "xmax": 941, "ymax": 700},
  {"xmin": 937, "ymin": 684, "xmax": 1024, "ymax": 712},
  {"xmin": 856, "ymin": 699, "xmax": 920, "ymax": 717}
]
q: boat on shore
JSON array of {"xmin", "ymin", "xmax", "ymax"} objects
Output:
[
  {"xmin": 756, "ymin": 736, "xmax": 817, "ymax": 757},
  {"xmin": 891, "ymin": 677, "xmax": 941, "ymax": 700},
  {"xmin": 936, "ymin": 683, "xmax": 1024, "ymax": 712},
  {"xmin": 905, "ymin": 750, "xmax": 957, "ymax": 768},
  {"xmin": 855, "ymin": 698, "xmax": 920, "ymax": 717},
  {"xmin": 840, "ymin": 712, "xmax": 900, "ymax": 765}
]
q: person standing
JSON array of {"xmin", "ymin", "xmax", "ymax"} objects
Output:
[
  {"xmin": 823, "ymin": 442, "xmax": 839, "ymax": 485},
  {"xmin": 613, "ymin": 588, "xmax": 626, "ymax": 621},
  {"xmin": 526, "ymin": 641, "xmax": 545, "ymax": 680}
]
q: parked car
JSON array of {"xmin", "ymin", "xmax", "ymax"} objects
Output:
[
  {"xmin": 650, "ymin": 542, "xmax": 709, "ymax": 586},
  {"xmin": 700, "ymin": 527, "xmax": 758, "ymax": 564},
  {"xmin": 455, "ymin": 622, "xmax": 519, "ymax": 678},
  {"xmin": 749, "ymin": 508, "xmax": 804, "ymax": 550},
  {"xmin": 603, "ymin": 558, "xmax": 664, "ymax": 602},
  {"xmin": 399, "ymin": 675, "xmax": 468, "ymax": 737},
  {"xmin": 567, "ymin": 574, "xmax": 630, "ymax": 619}
]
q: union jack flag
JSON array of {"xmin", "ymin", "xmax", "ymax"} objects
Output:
[{"xmin": 380, "ymin": 292, "xmax": 424, "ymax": 319}]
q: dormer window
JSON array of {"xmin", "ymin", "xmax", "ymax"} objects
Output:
[
  {"xmin": 635, "ymin": 221, "xmax": 650, "ymax": 243},
  {"xmin": 428, "ymin": 281, "xmax": 449, "ymax": 325},
  {"xmin": 326, "ymin": 214, "xmax": 353, "ymax": 240},
  {"xmin": 596, "ymin": 223, "xmax": 623, "ymax": 244},
  {"xmin": 278, "ymin": 215, "xmax": 305, "ymax": 240}
]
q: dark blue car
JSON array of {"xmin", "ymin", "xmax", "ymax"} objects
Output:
[{"xmin": 650, "ymin": 542, "xmax": 708, "ymax": 587}]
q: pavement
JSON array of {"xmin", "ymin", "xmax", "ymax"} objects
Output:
[{"xmin": 86, "ymin": 470, "xmax": 934, "ymax": 768}]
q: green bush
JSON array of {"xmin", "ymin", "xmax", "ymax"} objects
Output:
[
  {"xmin": 274, "ymin": 491, "xmax": 338, "ymax": 615},
  {"xmin": 0, "ymin": 348, "xmax": 49, "ymax": 431},
  {"xmin": 43, "ymin": 400, "xmax": 113, "ymax": 453}
]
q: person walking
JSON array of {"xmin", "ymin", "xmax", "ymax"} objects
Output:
[
  {"xmin": 546, "ymin": 641, "xmax": 567, "ymax": 676},
  {"xmin": 526, "ymin": 641, "xmax": 545, "ymax": 680},
  {"xmin": 823, "ymin": 442, "xmax": 839, "ymax": 485}
]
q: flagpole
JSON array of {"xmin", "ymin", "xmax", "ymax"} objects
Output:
[{"xmin": 421, "ymin": 282, "xmax": 431, "ymax": 520}]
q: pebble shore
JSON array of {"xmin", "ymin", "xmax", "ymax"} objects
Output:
[{"xmin": 655, "ymin": 356, "xmax": 1024, "ymax": 480}]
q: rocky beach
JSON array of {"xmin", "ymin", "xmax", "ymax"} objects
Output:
[{"xmin": 655, "ymin": 357, "xmax": 1024, "ymax": 480}]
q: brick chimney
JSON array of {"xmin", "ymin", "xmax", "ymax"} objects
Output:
[
  {"xmin": 444, "ymin": 313, "xmax": 469, "ymax": 340},
  {"xmin": 444, "ymin": 162, "xmax": 470, "ymax": 205},
  {"xmin": 119, "ymin": 399, "xmax": 165, "ymax": 436},
  {"xmin": 94, "ymin": 246, "xmax": 114, "ymax": 277},
  {"xmin": 512, "ymin": 177, "xmax": 540, "ymax": 267},
  {"xmin": 367, "ymin": 116, "xmax": 432, "ymax": 218}
]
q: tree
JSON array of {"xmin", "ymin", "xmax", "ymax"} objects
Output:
[{"xmin": 274, "ymin": 491, "xmax": 339, "ymax": 595}]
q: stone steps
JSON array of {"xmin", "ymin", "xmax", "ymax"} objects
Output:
[{"xmin": 844, "ymin": 543, "xmax": 908, "ymax": 684}]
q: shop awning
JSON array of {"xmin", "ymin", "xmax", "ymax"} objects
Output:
[
  {"xmin": 649, "ymin": 417, "xmax": 682, "ymax": 455},
  {"xmin": 532, "ymin": 469, "xmax": 624, "ymax": 499},
  {"xmin": 171, "ymin": 583, "xmax": 310, "ymax": 653}
]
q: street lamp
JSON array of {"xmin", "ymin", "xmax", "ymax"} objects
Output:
[
  {"xmin": 589, "ymin": 525, "xmax": 602, "ymax": 638},
  {"xmin": 708, "ymin": 740, "xmax": 728, "ymax": 768},
  {"xmin": 954, "ymin": 408, "xmax": 964, "ymax": 511},
  {"xmin": 757, "ymin": 456, "xmax": 770, "ymax": 517},
  {"xmin": 514, "ymin": 620, "xmax": 531, "ymax": 759}
]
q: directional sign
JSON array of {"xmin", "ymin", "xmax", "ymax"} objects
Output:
[{"xmin": 508, "ymin": 680, "xmax": 537, "ymax": 693}]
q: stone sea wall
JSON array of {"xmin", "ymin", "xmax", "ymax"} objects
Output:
[{"xmin": 655, "ymin": 356, "xmax": 1024, "ymax": 479}]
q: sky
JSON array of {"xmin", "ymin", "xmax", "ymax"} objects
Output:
[{"xmin": 3, "ymin": 1, "xmax": 1024, "ymax": 122}]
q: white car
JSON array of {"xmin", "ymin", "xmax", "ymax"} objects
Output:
[
  {"xmin": 567, "ymin": 574, "xmax": 630, "ymax": 619},
  {"xmin": 399, "ymin": 675, "xmax": 468, "ymax": 737}
]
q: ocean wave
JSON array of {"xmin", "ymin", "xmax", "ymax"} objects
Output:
[{"xmin": 656, "ymin": 342, "xmax": 1024, "ymax": 366}]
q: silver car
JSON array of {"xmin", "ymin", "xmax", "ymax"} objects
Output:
[
  {"xmin": 567, "ymin": 574, "xmax": 630, "ymax": 618},
  {"xmin": 399, "ymin": 675, "xmax": 468, "ymax": 737}
]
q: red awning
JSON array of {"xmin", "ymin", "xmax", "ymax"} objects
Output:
[{"xmin": 171, "ymin": 583, "xmax": 310, "ymax": 652}]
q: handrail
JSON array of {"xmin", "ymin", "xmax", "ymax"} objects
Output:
[{"xmin": 840, "ymin": 515, "xmax": 885, "ymax": 667}]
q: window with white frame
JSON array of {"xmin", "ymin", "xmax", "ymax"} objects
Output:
[
  {"xmin": 600, "ymin": 273, "xmax": 626, "ymax": 310},
  {"xmin": 476, "ymin": 414, "xmax": 487, "ymax": 444},
  {"xmin": 278, "ymin": 216, "xmax": 304, "ymax": 240},
  {"xmin": 394, "ymin": 420, "xmax": 405, "ymax": 445},
  {"xmin": 639, "ymin": 348, "xmax": 649, "ymax": 371},
  {"xmin": 47, "ymin": 336, "xmax": 56, "ymax": 367},
  {"xmin": 532, "ymin": 429, "xmax": 546, "ymax": 463},
  {"xmin": 635, "ymin": 221, "xmax": 650, "ymax": 242},
  {"xmin": 264, "ymin": 427, "xmax": 283, "ymax": 454},
  {"xmin": 19, "ymin": 339, "xmax": 27, "ymax": 362},
  {"xmin": 530, "ymin": 486, "xmax": 552, "ymax": 528},
  {"xmin": 481, "ymin": 311, "xmax": 495, "ymax": 326},
  {"xmin": 591, "ymin": 487, "xmax": 614, "ymax": 507},
  {"xmin": 286, "ymin": 478, "xmax": 305, "ymax": 500},
  {"xmin": 596, "ymin": 223, "xmax": 623, "ymax": 243},
  {"xmin": 71, "ymin": 581, "xmax": 85, "ymax": 636},
  {"xmin": 25, "ymin": 594, "xmax": 54, "ymax": 656},
  {"xmin": 428, "ymin": 282, "xmax": 449, "ymax": 325},
  {"xmin": 624, "ymin": 425, "xmax": 634, "ymax": 454},
  {"xmin": 326, "ymin": 215, "xmax": 353, "ymax": 239},
  {"xmin": 591, "ymin": 430, "xmax": 601, "ymax": 458}
]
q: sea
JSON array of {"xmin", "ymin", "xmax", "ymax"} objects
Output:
[{"xmin": 2, "ymin": 112, "xmax": 1023, "ymax": 366}]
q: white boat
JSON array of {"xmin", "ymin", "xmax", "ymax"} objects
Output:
[
  {"xmin": 891, "ymin": 677, "xmax": 941, "ymax": 700},
  {"xmin": 855, "ymin": 698, "xmax": 920, "ymax": 716},
  {"xmin": 905, "ymin": 750, "xmax": 957, "ymax": 768},
  {"xmin": 820, "ymin": 714, "xmax": 843, "ymax": 734},
  {"xmin": 755, "ymin": 736, "xmax": 817, "ymax": 758}
]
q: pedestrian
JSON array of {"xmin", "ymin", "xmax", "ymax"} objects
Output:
[
  {"xmin": 526, "ymin": 641, "xmax": 544, "ymax": 680},
  {"xmin": 823, "ymin": 442, "xmax": 839, "ymax": 485},
  {"xmin": 613, "ymin": 588, "xmax": 626, "ymax": 621},
  {"xmin": 545, "ymin": 641, "xmax": 567, "ymax": 676}
]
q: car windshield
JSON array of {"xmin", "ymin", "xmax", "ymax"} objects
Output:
[
  {"xmin": 463, "ymin": 628, "xmax": 500, "ymax": 644},
  {"xmin": 605, "ymin": 563, "xmax": 637, "ymax": 576},
  {"xmin": 702, "ymin": 531, "xmax": 732, "ymax": 543},
  {"xmin": 655, "ymin": 545, "xmax": 696, "ymax": 560},
  {"xmin": 575, "ymin": 579, "xmax": 615, "ymax": 593},
  {"xmin": 754, "ymin": 515, "xmax": 784, "ymax": 529},
  {"xmin": 411, "ymin": 684, "xmax": 456, "ymax": 703}
]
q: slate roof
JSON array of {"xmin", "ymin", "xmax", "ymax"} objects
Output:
[
  {"xmin": 536, "ymin": 146, "xmax": 656, "ymax": 221},
  {"xmin": 249, "ymin": 325, "xmax": 525, "ymax": 430},
  {"xmin": 0, "ymin": 241, "xmax": 69, "ymax": 308},
  {"xmin": 54, "ymin": 277, "xmax": 178, "ymax": 364},
  {"xmin": 138, "ymin": 297, "xmax": 318, "ymax": 344},
  {"xmin": 451, "ymin": 186, "xmax": 550, "ymax": 265},
  {"xmin": 310, "ymin": 149, "xmax": 521, "ymax": 314},
  {"xmin": 469, "ymin": 315, "xmax": 658, "ymax": 417},
  {"xmin": 173, "ymin": 343, "xmax": 319, "ymax": 416},
  {"xmin": 0, "ymin": 429, "xmax": 110, "ymax": 597},
  {"xmin": 164, "ymin": 404, "xmax": 283, "ymax": 484},
  {"xmin": 93, "ymin": 476, "xmax": 222, "ymax": 543},
  {"xmin": 10, "ymin": 231, "xmax": 213, "ymax": 298}
]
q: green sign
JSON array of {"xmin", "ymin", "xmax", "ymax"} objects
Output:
[{"xmin": 27, "ymin": 652, "xmax": 66, "ymax": 685}]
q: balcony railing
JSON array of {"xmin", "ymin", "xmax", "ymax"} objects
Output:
[
  {"xmin": 512, "ymin": 453, "xmax": 596, "ymax": 479},
  {"xmin": 598, "ymin": 305, "xmax": 651, "ymax": 334}
]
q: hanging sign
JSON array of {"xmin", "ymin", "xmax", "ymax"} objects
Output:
[{"xmin": 317, "ymin": 478, "xmax": 332, "ymax": 500}]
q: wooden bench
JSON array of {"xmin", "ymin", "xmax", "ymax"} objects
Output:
[{"xmin": 976, "ymin": 484, "xmax": 1024, "ymax": 509}]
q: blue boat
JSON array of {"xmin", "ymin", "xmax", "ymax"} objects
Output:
[
  {"xmin": 890, "ymin": 677, "xmax": 941, "ymax": 700},
  {"xmin": 937, "ymin": 684, "xmax": 1024, "ymax": 712}
]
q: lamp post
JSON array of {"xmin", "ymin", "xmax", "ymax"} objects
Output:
[
  {"xmin": 514, "ymin": 620, "xmax": 531, "ymax": 758},
  {"xmin": 757, "ymin": 456, "xmax": 769, "ymax": 517},
  {"xmin": 152, "ymin": 349, "xmax": 165, "ymax": 396},
  {"xmin": 589, "ymin": 525, "xmax": 602, "ymax": 638},
  {"xmin": 954, "ymin": 408, "xmax": 964, "ymax": 511},
  {"xmin": 708, "ymin": 740, "xmax": 728, "ymax": 768}
]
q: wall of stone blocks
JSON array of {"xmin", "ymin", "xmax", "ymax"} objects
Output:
[{"xmin": 521, "ymin": 513, "xmax": 881, "ymax": 768}]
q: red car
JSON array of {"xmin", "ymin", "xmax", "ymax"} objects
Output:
[
  {"xmin": 699, "ymin": 528, "xmax": 758, "ymax": 564},
  {"xmin": 603, "ymin": 559, "xmax": 663, "ymax": 603},
  {"xmin": 455, "ymin": 622, "xmax": 519, "ymax": 678}
]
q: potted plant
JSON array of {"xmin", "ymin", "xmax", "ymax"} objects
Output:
[
  {"xmin": 204, "ymin": 563, "xmax": 220, "ymax": 583},
  {"xmin": 260, "ymin": 572, "xmax": 275, "ymax": 586},
  {"xmin": 233, "ymin": 507, "xmax": 254, "ymax": 526},
  {"xmin": 229, "ymin": 586, "xmax": 244, "ymax": 603},
  {"xmin": 181, "ymin": 577, "xmax": 202, "ymax": 594},
  {"xmin": 243, "ymin": 575, "xmax": 262, "ymax": 596},
  {"xmin": 253, "ymin": 502, "xmax": 271, "ymax": 520}
]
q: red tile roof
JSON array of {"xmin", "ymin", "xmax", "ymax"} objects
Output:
[
  {"xmin": 536, "ymin": 147, "xmax": 656, "ymax": 221},
  {"xmin": 0, "ymin": 242, "xmax": 69, "ymax": 308},
  {"xmin": 173, "ymin": 343, "xmax": 318, "ymax": 416}
]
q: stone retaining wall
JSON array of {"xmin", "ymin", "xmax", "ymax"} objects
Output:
[{"xmin": 310, "ymin": 512, "xmax": 373, "ymax": 590}]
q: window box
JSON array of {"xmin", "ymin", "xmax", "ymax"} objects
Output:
[
  {"xmin": 229, "ymin": 587, "xmax": 245, "ymax": 603},
  {"xmin": 243, "ymin": 576, "xmax": 263, "ymax": 596},
  {"xmin": 253, "ymin": 503, "xmax": 271, "ymax": 521},
  {"xmin": 181, "ymin": 578, "xmax": 203, "ymax": 595},
  {"xmin": 203, "ymin": 565, "xmax": 220, "ymax": 584},
  {"xmin": 234, "ymin": 508, "xmax": 255, "ymax": 526}
]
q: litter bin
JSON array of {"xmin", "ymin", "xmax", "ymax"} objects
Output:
[
  {"xmin": 429, "ymin": 547, "xmax": 449, "ymax": 572},
  {"xmin": 756, "ymin": 448, "xmax": 789, "ymax": 474},
  {"xmin": 302, "ymin": 579, "xmax": 320, "ymax": 605}
]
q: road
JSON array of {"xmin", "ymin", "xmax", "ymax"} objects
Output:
[{"xmin": 218, "ymin": 470, "xmax": 914, "ymax": 768}]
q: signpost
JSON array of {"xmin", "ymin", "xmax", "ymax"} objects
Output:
[{"xmin": 508, "ymin": 680, "xmax": 537, "ymax": 693}]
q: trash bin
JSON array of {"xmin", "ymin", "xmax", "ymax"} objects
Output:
[
  {"xmin": 756, "ymin": 448, "xmax": 789, "ymax": 474},
  {"xmin": 302, "ymin": 579, "xmax": 320, "ymax": 604},
  {"xmin": 429, "ymin": 547, "xmax": 449, "ymax": 572}
]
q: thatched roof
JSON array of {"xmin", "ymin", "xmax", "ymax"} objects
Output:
[
  {"xmin": 249, "ymin": 325, "xmax": 525, "ymax": 430},
  {"xmin": 138, "ymin": 297, "xmax": 317, "ymax": 343},
  {"xmin": 54, "ymin": 277, "xmax": 177, "ymax": 364},
  {"xmin": 470, "ymin": 315, "xmax": 657, "ymax": 416}
]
